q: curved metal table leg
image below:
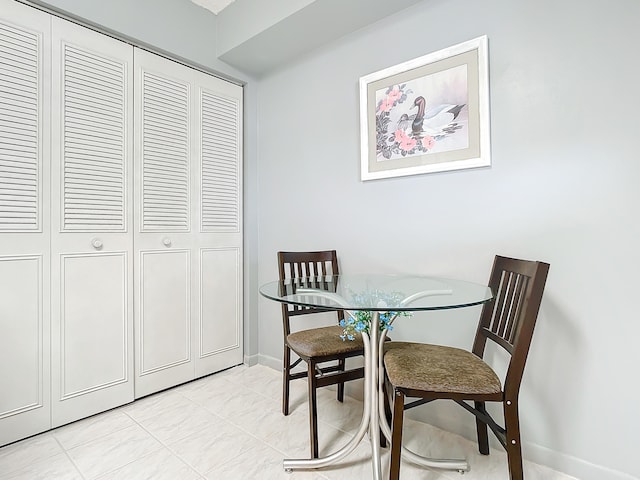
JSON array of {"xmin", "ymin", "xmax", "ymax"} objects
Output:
[{"xmin": 283, "ymin": 322, "xmax": 382, "ymax": 478}]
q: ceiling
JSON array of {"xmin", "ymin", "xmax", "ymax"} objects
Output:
[
  {"xmin": 187, "ymin": 0, "xmax": 425, "ymax": 77},
  {"xmin": 190, "ymin": 0, "xmax": 236, "ymax": 15}
]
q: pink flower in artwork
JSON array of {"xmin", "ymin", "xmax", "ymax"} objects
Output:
[
  {"xmin": 394, "ymin": 129, "xmax": 407, "ymax": 143},
  {"xmin": 394, "ymin": 129, "xmax": 415, "ymax": 152},
  {"xmin": 378, "ymin": 97, "xmax": 394, "ymax": 113},
  {"xmin": 386, "ymin": 86, "xmax": 402, "ymax": 103},
  {"xmin": 421, "ymin": 135, "xmax": 435, "ymax": 150},
  {"xmin": 399, "ymin": 135, "xmax": 416, "ymax": 152}
]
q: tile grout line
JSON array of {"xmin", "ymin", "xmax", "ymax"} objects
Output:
[
  {"xmin": 116, "ymin": 410, "xmax": 205, "ymax": 479},
  {"xmin": 0, "ymin": 434, "xmax": 67, "ymax": 480},
  {"xmin": 53, "ymin": 435, "xmax": 88, "ymax": 480},
  {"xmin": 50, "ymin": 408, "xmax": 136, "ymax": 453},
  {"xmin": 174, "ymin": 370, "xmax": 344, "ymax": 473}
]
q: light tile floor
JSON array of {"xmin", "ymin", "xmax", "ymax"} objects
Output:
[{"xmin": 0, "ymin": 364, "xmax": 578, "ymax": 480}]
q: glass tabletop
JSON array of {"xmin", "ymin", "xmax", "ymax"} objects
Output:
[{"xmin": 259, "ymin": 274, "xmax": 493, "ymax": 311}]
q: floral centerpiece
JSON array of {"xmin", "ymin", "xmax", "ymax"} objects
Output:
[{"xmin": 339, "ymin": 289, "xmax": 411, "ymax": 341}]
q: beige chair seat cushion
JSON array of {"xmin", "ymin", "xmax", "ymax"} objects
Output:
[
  {"xmin": 287, "ymin": 325, "xmax": 364, "ymax": 358},
  {"xmin": 384, "ymin": 342, "xmax": 501, "ymax": 395}
]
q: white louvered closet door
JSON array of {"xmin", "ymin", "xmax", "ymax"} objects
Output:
[
  {"xmin": 134, "ymin": 50, "xmax": 193, "ymax": 396},
  {"xmin": 194, "ymin": 67, "xmax": 243, "ymax": 378},
  {"xmin": 134, "ymin": 49, "xmax": 242, "ymax": 397},
  {"xmin": 0, "ymin": 0, "xmax": 51, "ymax": 446},
  {"xmin": 50, "ymin": 17, "xmax": 134, "ymax": 426}
]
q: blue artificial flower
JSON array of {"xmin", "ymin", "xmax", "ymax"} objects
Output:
[{"xmin": 340, "ymin": 290, "xmax": 412, "ymax": 341}]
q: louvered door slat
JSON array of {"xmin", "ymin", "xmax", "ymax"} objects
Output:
[
  {"xmin": 200, "ymin": 90, "xmax": 240, "ymax": 232},
  {"xmin": 0, "ymin": 20, "xmax": 40, "ymax": 231},
  {"xmin": 65, "ymin": 157, "xmax": 122, "ymax": 170},
  {"xmin": 143, "ymin": 98, "xmax": 188, "ymax": 118},
  {"xmin": 65, "ymin": 98, "xmax": 122, "ymax": 120},
  {"xmin": 65, "ymin": 64, "xmax": 123, "ymax": 88},
  {"xmin": 0, "ymin": 20, "xmax": 37, "ymax": 44},
  {"xmin": 144, "ymin": 164, "xmax": 189, "ymax": 177},
  {"xmin": 65, "ymin": 82, "xmax": 123, "ymax": 102},
  {"xmin": 0, "ymin": 120, "xmax": 37, "ymax": 136},
  {"xmin": 65, "ymin": 124, "xmax": 124, "ymax": 143},
  {"xmin": 1, "ymin": 102, "xmax": 40, "ymax": 122},
  {"xmin": 64, "ymin": 100, "xmax": 123, "ymax": 121},
  {"xmin": 141, "ymin": 71, "xmax": 190, "ymax": 231},
  {"xmin": 143, "ymin": 159, "xmax": 187, "ymax": 173},
  {"xmin": 61, "ymin": 44, "xmax": 126, "ymax": 231},
  {"xmin": 0, "ymin": 80, "xmax": 37, "ymax": 99},
  {"xmin": 0, "ymin": 47, "xmax": 37, "ymax": 71}
]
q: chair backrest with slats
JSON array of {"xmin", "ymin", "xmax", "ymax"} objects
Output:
[
  {"xmin": 472, "ymin": 255, "xmax": 550, "ymax": 396},
  {"xmin": 277, "ymin": 250, "xmax": 344, "ymax": 336}
]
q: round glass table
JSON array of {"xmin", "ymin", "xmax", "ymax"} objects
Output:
[{"xmin": 260, "ymin": 274, "xmax": 493, "ymax": 479}]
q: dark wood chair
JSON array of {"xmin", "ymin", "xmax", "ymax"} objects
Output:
[
  {"xmin": 278, "ymin": 250, "xmax": 365, "ymax": 458},
  {"xmin": 383, "ymin": 255, "xmax": 550, "ymax": 480}
]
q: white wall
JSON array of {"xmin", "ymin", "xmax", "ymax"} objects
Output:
[{"xmin": 255, "ymin": 1, "xmax": 640, "ymax": 479}]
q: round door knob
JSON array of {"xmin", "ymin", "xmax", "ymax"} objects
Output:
[
  {"xmin": 91, "ymin": 238, "xmax": 103, "ymax": 249},
  {"xmin": 162, "ymin": 237, "xmax": 172, "ymax": 247}
]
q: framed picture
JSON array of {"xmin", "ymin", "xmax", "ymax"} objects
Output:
[{"xmin": 359, "ymin": 36, "xmax": 490, "ymax": 181}]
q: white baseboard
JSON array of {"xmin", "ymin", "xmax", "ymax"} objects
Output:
[
  {"xmin": 526, "ymin": 442, "xmax": 637, "ymax": 480},
  {"xmin": 257, "ymin": 353, "xmax": 281, "ymax": 371},
  {"xmin": 243, "ymin": 353, "xmax": 260, "ymax": 367}
]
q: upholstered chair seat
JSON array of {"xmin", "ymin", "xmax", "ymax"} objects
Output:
[
  {"xmin": 384, "ymin": 342, "xmax": 502, "ymax": 396},
  {"xmin": 288, "ymin": 326, "xmax": 364, "ymax": 358}
]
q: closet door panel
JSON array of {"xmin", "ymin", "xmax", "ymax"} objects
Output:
[
  {"xmin": 56, "ymin": 253, "xmax": 128, "ymax": 398},
  {"xmin": 0, "ymin": 16, "xmax": 41, "ymax": 233},
  {"xmin": 199, "ymin": 84, "xmax": 242, "ymax": 233},
  {"xmin": 195, "ymin": 70, "xmax": 243, "ymax": 376},
  {"xmin": 136, "ymin": 249, "xmax": 192, "ymax": 396},
  {"xmin": 134, "ymin": 49, "xmax": 194, "ymax": 397},
  {"xmin": 196, "ymin": 247, "xmax": 241, "ymax": 376},
  {"xmin": 0, "ymin": 0, "xmax": 50, "ymax": 446},
  {"xmin": 0, "ymin": 257, "xmax": 42, "ymax": 414},
  {"xmin": 0, "ymin": 255, "xmax": 48, "ymax": 445},
  {"xmin": 50, "ymin": 17, "xmax": 134, "ymax": 427},
  {"xmin": 139, "ymin": 70, "xmax": 190, "ymax": 232}
]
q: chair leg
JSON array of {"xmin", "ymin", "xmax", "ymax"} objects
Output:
[
  {"xmin": 282, "ymin": 345, "xmax": 291, "ymax": 416},
  {"xmin": 504, "ymin": 400, "xmax": 524, "ymax": 480},
  {"xmin": 307, "ymin": 360, "xmax": 320, "ymax": 458},
  {"xmin": 380, "ymin": 378, "xmax": 392, "ymax": 448},
  {"xmin": 337, "ymin": 358, "xmax": 345, "ymax": 402},
  {"xmin": 389, "ymin": 389, "xmax": 405, "ymax": 480},
  {"xmin": 474, "ymin": 401, "xmax": 490, "ymax": 455}
]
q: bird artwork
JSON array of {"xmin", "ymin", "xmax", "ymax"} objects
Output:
[
  {"xmin": 401, "ymin": 96, "xmax": 466, "ymax": 137},
  {"xmin": 413, "ymin": 96, "xmax": 465, "ymax": 136},
  {"xmin": 375, "ymin": 84, "xmax": 468, "ymax": 160}
]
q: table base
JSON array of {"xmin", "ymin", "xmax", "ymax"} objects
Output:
[{"xmin": 282, "ymin": 312, "xmax": 469, "ymax": 479}]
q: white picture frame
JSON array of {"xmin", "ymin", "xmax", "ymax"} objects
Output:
[{"xmin": 359, "ymin": 36, "xmax": 491, "ymax": 181}]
